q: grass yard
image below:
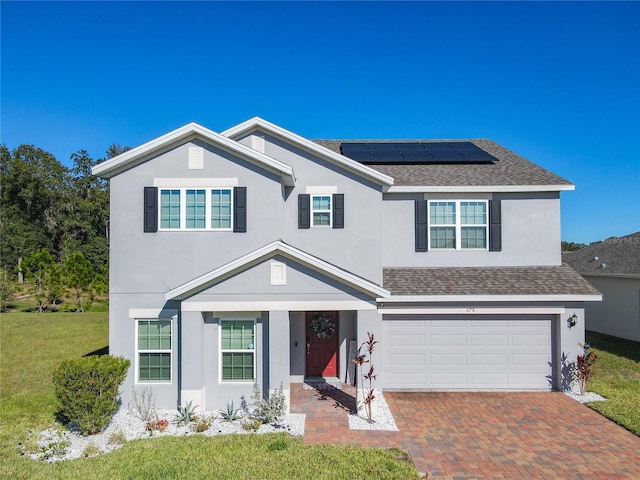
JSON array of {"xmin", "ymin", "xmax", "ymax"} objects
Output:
[
  {"xmin": 585, "ymin": 331, "xmax": 640, "ymax": 436},
  {"xmin": 0, "ymin": 312, "xmax": 418, "ymax": 480}
]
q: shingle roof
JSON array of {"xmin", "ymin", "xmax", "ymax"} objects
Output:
[
  {"xmin": 313, "ymin": 139, "xmax": 572, "ymax": 187},
  {"xmin": 383, "ymin": 265, "xmax": 600, "ymax": 296},
  {"xmin": 563, "ymin": 232, "xmax": 640, "ymax": 276}
]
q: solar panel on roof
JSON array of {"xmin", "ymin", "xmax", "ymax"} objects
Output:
[{"xmin": 339, "ymin": 141, "xmax": 498, "ymax": 164}]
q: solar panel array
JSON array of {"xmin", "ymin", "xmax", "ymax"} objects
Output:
[{"xmin": 339, "ymin": 142, "xmax": 498, "ymax": 164}]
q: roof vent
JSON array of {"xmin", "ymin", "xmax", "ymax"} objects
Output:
[
  {"xmin": 598, "ymin": 263, "xmax": 607, "ymax": 269},
  {"xmin": 591, "ymin": 256, "xmax": 599, "ymax": 262}
]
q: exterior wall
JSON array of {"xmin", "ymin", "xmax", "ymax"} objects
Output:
[
  {"xmin": 237, "ymin": 132, "xmax": 384, "ymax": 283},
  {"xmin": 381, "ymin": 192, "xmax": 562, "ymax": 267},
  {"xmin": 583, "ymin": 276, "xmax": 640, "ymax": 342}
]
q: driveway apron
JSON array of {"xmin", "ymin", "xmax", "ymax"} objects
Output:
[{"xmin": 292, "ymin": 386, "xmax": 640, "ymax": 479}]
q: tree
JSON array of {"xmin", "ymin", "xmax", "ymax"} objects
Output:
[
  {"xmin": 64, "ymin": 252, "xmax": 95, "ymax": 312},
  {"xmin": 21, "ymin": 248, "xmax": 61, "ymax": 312},
  {"xmin": 0, "ymin": 268, "xmax": 15, "ymax": 312},
  {"xmin": 561, "ymin": 241, "xmax": 587, "ymax": 252}
]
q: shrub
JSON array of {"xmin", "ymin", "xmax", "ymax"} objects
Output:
[
  {"xmin": 194, "ymin": 415, "xmax": 212, "ymax": 432},
  {"xmin": 52, "ymin": 355, "xmax": 130, "ymax": 435},
  {"xmin": 219, "ymin": 401, "xmax": 241, "ymax": 422},
  {"xmin": 575, "ymin": 342, "xmax": 598, "ymax": 395},
  {"xmin": 251, "ymin": 382, "xmax": 286, "ymax": 424}
]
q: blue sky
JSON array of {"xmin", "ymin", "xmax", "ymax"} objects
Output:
[{"xmin": 2, "ymin": 1, "xmax": 639, "ymax": 243}]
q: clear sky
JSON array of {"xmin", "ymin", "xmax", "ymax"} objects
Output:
[{"xmin": 2, "ymin": 1, "xmax": 639, "ymax": 244}]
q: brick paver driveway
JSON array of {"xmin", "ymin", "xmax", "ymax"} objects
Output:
[{"xmin": 292, "ymin": 385, "xmax": 640, "ymax": 479}]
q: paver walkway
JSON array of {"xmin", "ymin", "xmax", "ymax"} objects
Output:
[{"xmin": 291, "ymin": 385, "xmax": 640, "ymax": 479}]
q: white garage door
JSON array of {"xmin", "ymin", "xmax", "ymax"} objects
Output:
[{"xmin": 384, "ymin": 316, "xmax": 553, "ymax": 390}]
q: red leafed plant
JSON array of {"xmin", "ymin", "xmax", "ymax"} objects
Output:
[
  {"xmin": 575, "ymin": 342, "xmax": 598, "ymax": 395},
  {"xmin": 352, "ymin": 332, "xmax": 378, "ymax": 423}
]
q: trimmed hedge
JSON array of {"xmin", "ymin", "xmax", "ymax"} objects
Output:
[{"xmin": 53, "ymin": 355, "xmax": 130, "ymax": 434}]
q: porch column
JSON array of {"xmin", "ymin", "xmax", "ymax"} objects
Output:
[
  {"xmin": 180, "ymin": 311, "xmax": 205, "ymax": 411},
  {"xmin": 268, "ymin": 310, "xmax": 291, "ymax": 413},
  {"xmin": 356, "ymin": 309, "xmax": 384, "ymax": 388}
]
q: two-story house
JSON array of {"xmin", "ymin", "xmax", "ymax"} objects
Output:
[{"xmin": 92, "ymin": 117, "xmax": 601, "ymax": 411}]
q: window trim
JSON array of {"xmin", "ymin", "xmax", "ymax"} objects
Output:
[
  {"xmin": 311, "ymin": 194, "xmax": 332, "ymax": 228},
  {"xmin": 158, "ymin": 187, "xmax": 233, "ymax": 231},
  {"xmin": 135, "ymin": 318, "xmax": 173, "ymax": 385},
  {"xmin": 428, "ymin": 199, "xmax": 489, "ymax": 250},
  {"xmin": 219, "ymin": 319, "xmax": 256, "ymax": 383}
]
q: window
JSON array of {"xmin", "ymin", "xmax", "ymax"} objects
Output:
[
  {"xmin": 186, "ymin": 189, "xmax": 206, "ymax": 228},
  {"xmin": 158, "ymin": 188, "xmax": 233, "ymax": 231},
  {"xmin": 220, "ymin": 320, "xmax": 255, "ymax": 381},
  {"xmin": 211, "ymin": 189, "xmax": 232, "ymax": 229},
  {"xmin": 137, "ymin": 319, "xmax": 172, "ymax": 382},
  {"xmin": 160, "ymin": 189, "xmax": 181, "ymax": 229},
  {"xmin": 429, "ymin": 200, "xmax": 487, "ymax": 249},
  {"xmin": 312, "ymin": 195, "xmax": 331, "ymax": 227}
]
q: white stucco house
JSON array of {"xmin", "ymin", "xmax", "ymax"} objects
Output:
[
  {"xmin": 92, "ymin": 117, "xmax": 601, "ymax": 411},
  {"xmin": 564, "ymin": 232, "xmax": 640, "ymax": 342}
]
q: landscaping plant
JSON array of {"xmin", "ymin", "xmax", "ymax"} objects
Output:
[
  {"xmin": 250, "ymin": 382, "xmax": 286, "ymax": 424},
  {"xmin": 219, "ymin": 401, "xmax": 241, "ymax": 422},
  {"xmin": 575, "ymin": 342, "xmax": 598, "ymax": 395},
  {"xmin": 52, "ymin": 355, "xmax": 130, "ymax": 435},
  {"xmin": 174, "ymin": 400, "xmax": 198, "ymax": 426},
  {"xmin": 352, "ymin": 331, "xmax": 378, "ymax": 423}
]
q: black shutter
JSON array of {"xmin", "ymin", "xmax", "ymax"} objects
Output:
[
  {"xmin": 233, "ymin": 187, "xmax": 247, "ymax": 233},
  {"xmin": 298, "ymin": 194, "xmax": 310, "ymax": 229},
  {"xmin": 143, "ymin": 187, "xmax": 158, "ymax": 233},
  {"xmin": 415, "ymin": 199, "xmax": 428, "ymax": 252},
  {"xmin": 332, "ymin": 194, "xmax": 344, "ymax": 229},
  {"xmin": 489, "ymin": 199, "xmax": 502, "ymax": 251}
]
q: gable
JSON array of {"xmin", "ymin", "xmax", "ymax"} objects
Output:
[
  {"xmin": 165, "ymin": 240, "xmax": 390, "ymax": 303},
  {"xmin": 92, "ymin": 122, "xmax": 295, "ymax": 186},
  {"xmin": 221, "ymin": 117, "xmax": 394, "ymax": 188}
]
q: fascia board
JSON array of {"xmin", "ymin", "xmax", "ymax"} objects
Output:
[
  {"xmin": 580, "ymin": 273, "xmax": 640, "ymax": 280},
  {"xmin": 166, "ymin": 240, "xmax": 390, "ymax": 300},
  {"xmin": 385, "ymin": 185, "xmax": 575, "ymax": 194},
  {"xmin": 377, "ymin": 294, "xmax": 603, "ymax": 303},
  {"xmin": 91, "ymin": 122, "xmax": 296, "ymax": 186},
  {"xmin": 222, "ymin": 117, "xmax": 395, "ymax": 187}
]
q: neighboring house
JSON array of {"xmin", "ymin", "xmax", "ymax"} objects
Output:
[
  {"xmin": 92, "ymin": 117, "xmax": 601, "ymax": 411},
  {"xmin": 564, "ymin": 232, "xmax": 640, "ymax": 342}
]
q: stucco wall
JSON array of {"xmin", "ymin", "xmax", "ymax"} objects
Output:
[
  {"xmin": 583, "ymin": 276, "xmax": 640, "ymax": 342},
  {"xmin": 381, "ymin": 192, "xmax": 562, "ymax": 267}
]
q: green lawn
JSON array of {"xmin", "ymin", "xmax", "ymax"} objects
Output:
[
  {"xmin": 585, "ymin": 331, "xmax": 640, "ymax": 436},
  {"xmin": 0, "ymin": 312, "xmax": 418, "ymax": 479}
]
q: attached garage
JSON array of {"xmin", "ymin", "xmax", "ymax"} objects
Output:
[{"xmin": 384, "ymin": 315, "xmax": 554, "ymax": 390}]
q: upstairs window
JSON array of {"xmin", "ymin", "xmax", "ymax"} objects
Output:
[
  {"xmin": 312, "ymin": 195, "xmax": 332, "ymax": 227},
  {"xmin": 429, "ymin": 200, "xmax": 487, "ymax": 250},
  {"xmin": 158, "ymin": 188, "xmax": 233, "ymax": 231},
  {"xmin": 160, "ymin": 189, "xmax": 181, "ymax": 229}
]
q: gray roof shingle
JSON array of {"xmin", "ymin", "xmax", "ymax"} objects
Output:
[
  {"xmin": 313, "ymin": 139, "xmax": 572, "ymax": 187},
  {"xmin": 383, "ymin": 265, "xmax": 600, "ymax": 296},
  {"xmin": 563, "ymin": 232, "xmax": 640, "ymax": 276}
]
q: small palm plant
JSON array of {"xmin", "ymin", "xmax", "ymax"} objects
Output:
[{"xmin": 218, "ymin": 401, "xmax": 241, "ymax": 422}]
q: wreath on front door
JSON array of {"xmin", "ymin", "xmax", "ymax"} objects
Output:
[{"xmin": 311, "ymin": 313, "xmax": 336, "ymax": 339}]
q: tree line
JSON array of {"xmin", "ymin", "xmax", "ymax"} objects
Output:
[{"xmin": 0, "ymin": 143, "xmax": 129, "ymax": 312}]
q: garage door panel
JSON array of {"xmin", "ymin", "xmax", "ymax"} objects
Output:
[
  {"xmin": 384, "ymin": 316, "xmax": 553, "ymax": 390},
  {"xmin": 470, "ymin": 334, "xmax": 509, "ymax": 346},
  {"xmin": 430, "ymin": 372, "xmax": 468, "ymax": 386},
  {"xmin": 471, "ymin": 353, "xmax": 509, "ymax": 366},
  {"xmin": 388, "ymin": 353, "xmax": 426, "ymax": 366},
  {"xmin": 471, "ymin": 372, "xmax": 510, "ymax": 386},
  {"xmin": 389, "ymin": 334, "xmax": 426, "ymax": 346},
  {"xmin": 430, "ymin": 334, "xmax": 467, "ymax": 346},
  {"xmin": 512, "ymin": 353, "xmax": 550, "ymax": 366},
  {"xmin": 430, "ymin": 353, "xmax": 467, "ymax": 365},
  {"xmin": 512, "ymin": 334, "xmax": 549, "ymax": 347}
]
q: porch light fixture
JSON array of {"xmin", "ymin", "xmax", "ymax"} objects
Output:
[{"xmin": 567, "ymin": 313, "xmax": 578, "ymax": 328}]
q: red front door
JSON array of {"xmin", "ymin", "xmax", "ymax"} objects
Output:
[{"xmin": 306, "ymin": 312, "xmax": 339, "ymax": 377}]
